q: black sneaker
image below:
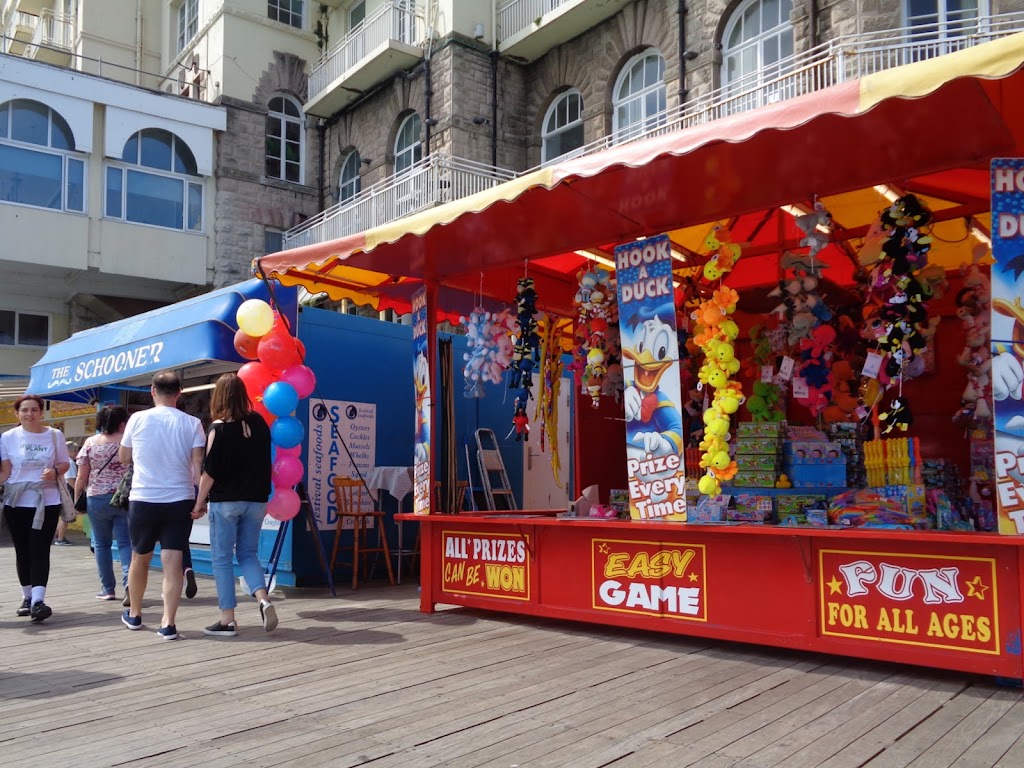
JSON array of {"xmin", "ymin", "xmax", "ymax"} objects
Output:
[
  {"xmin": 203, "ymin": 621, "xmax": 237, "ymax": 637},
  {"xmin": 157, "ymin": 625, "xmax": 178, "ymax": 641},
  {"xmin": 121, "ymin": 610, "xmax": 142, "ymax": 630},
  {"xmin": 259, "ymin": 599, "xmax": 278, "ymax": 632},
  {"xmin": 184, "ymin": 569, "xmax": 197, "ymax": 599},
  {"xmin": 30, "ymin": 602, "xmax": 52, "ymax": 623},
  {"xmin": 16, "ymin": 598, "xmax": 30, "ymax": 617}
]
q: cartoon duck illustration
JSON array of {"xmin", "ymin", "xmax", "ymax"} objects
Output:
[
  {"xmin": 623, "ymin": 313, "xmax": 682, "ymax": 460},
  {"xmin": 414, "ymin": 350, "xmax": 430, "ymax": 463}
]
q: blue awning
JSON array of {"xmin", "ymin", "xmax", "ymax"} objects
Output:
[{"xmin": 28, "ymin": 279, "xmax": 297, "ymax": 400}]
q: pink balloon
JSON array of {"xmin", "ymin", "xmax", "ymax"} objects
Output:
[
  {"xmin": 280, "ymin": 364, "xmax": 316, "ymax": 399},
  {"xmin": 277, "ymin": 444, "xmax": 302, "ymax": 458},
  {"xmin": 272, "ymin": 455, "xmax": 304, "ymax": 487},
  {"xmin": 266, "ymin": 488, "xmax": 300, "ymax": 521}
]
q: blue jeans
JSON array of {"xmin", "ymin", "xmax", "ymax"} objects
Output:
[
  {"xmin": 209, "ymin": 500, "xmax": 268, "ymax": 610},
  {"xmin": 88, "ymin": 493, "xmax": 132, "ymax": 595}
]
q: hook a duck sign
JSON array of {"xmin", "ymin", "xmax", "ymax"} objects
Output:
[{"xmin": 615, "ymin": 234, "xmax": 687, "ymax": 521}]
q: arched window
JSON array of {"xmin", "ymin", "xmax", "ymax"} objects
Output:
[
  {"xmin": 394, "ymin": 112, "xmax": 422, "ymax": 176},
  {"xmin": 721, "ymin": 0, "xmax": 794, "ymax": 99},
  {"xmin": 905, "ymin": 0, "xmax": 985, "ymax": 56},
  {"xmin": 266, "ymin": 95, "xmax": 303, "ymax": 183},
  {"xmin": 339, "ymin": 150, "xmax": 362, "ymax": 202},
  {"xmin": 612, "ymin": 50, "xmax": 666, "ymax": 143},
  {"xmin": 0, "ymin": 99, "xmax": 84, "ymax": 212},
  {"xmin": 104, "ymin": 128, "xmax": 202, "ymax": 231},
  {"xmin": 541, "ymin": 89, "xmax": 584, "ymax": 164}
]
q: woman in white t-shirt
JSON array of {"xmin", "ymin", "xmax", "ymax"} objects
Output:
[{"xmin": 0, "ymin": 394, "xmax": 71, "ymax": 623}]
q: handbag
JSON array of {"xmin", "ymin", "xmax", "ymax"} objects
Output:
[
  {"xmin": 50, "ymin": 429, "xmax": 77, "ymax": 523},
  {"xmin": 75, "ymin": 446, "xmax": 117, "ymax": 512},
  {"xmin": 110, "ymin": 466, "xmax": 133, "ymax": 510}
]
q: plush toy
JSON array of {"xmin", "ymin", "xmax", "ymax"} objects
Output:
[
  {"xmin": 879, "ymin": 394, "xmax": 913, "ymax": 434},
  {"xmin": 512, "ymin": 399, "xmax": 530, "ymax": 442},
  {"xmin": 573, "ymin": 265, "xmax": 620, "ymax": 407}
]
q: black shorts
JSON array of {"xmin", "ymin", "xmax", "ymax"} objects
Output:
[{"xmin": 128, "ymin": 499, "xmax": 193, "ymax": 555}]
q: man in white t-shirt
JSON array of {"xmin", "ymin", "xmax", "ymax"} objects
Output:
[{"xmin": 119, "ymin": 371, "xmax": 206, "ymax": 640}]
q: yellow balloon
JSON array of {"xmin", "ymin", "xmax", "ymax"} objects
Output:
[{"xmin": 236, "ymin": 299, "xmax": 274, "ymax": 337}]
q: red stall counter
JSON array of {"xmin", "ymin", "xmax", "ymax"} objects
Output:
[{"xmin": 401, "ymin": 512, "xmax": 1024, "ymax": 679}]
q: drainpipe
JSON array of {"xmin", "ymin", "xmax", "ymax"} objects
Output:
[
  {"xmin": 677, "ymin": 0, "xmax": 687, "ymax": 104},
  {"xmin": 317, "ymin": 119, "xmax": 326, "ymax": 211},
  {"xmin": 135, "ymin": 0, "xmax": 143, "ymax": 85},
  {"xmin": 809, "ymin": 0, "xmax": 819, "ymax": 49},
  {"xmin": 424, "ymin": 56, "xmax": 433, "ymax": 156},
  {"xmin": 490, "ymin": 50, "xmax": 498, "ymax": 169}
]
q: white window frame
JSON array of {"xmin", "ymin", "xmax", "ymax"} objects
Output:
[
  {"xmin": 339, "ymin": 150, "xmax": 362, "ymax": 201},
  {"xmin": 264, "ymin": 227, "xmax": 284, "ymax": 255},
  {"xmin": 0, "ymin": 99, "xmax": 86, "ymax": 214},
  {"xmin": 104, "ymin": 129, "xmax": 203, "ymax": 232},
  {"xmin": 348, "ymin": 0, "xmax": 366, "ymax": 32},
  {"xmin": 611, "ymin": 50, "xmax": 666, "ymax": 144},
  {"xmin": 720, "ymin": 0, "xmax": 794, "ymax": 94},
  {"xmin": 265, "ymin": 95, "xmax": 304, "ymax": 184},
  {"xmin": 903, "ymin": 0, "xmax": 987, "ymax": 43},
  {"xmin": 541, "ymin": 88, "xmax": 584, "ymax": 164},
  {"xmin": 0, "ymin": 309, "xmax": 51, "ymax": 348},
  {"xmin": 394, "ymin": 112, "xmax": 422, "ymax": 176},
  {"xmin": 177, "ymin": 0, "xmax": 199, "ymax": 54},
  {"xmin": 269, "ymin": 0, "xmax": 305, "ymax": 30}
]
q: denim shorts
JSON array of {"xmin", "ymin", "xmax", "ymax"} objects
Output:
[{"xmin": 128, "ymin": 499, "xmax": 193, "ymax": 555}]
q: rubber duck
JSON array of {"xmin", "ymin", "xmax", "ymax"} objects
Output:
[{"xmin": 775, "ymin": 474, "xmax": 792, "ymax": 489}]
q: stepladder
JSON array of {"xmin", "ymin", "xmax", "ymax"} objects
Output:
[{"xmin": 475, "ymin": 428, "xmax": 517, "ymax": 511}]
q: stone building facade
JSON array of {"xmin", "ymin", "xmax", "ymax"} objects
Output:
[{"xmin": 314, "ymin": 0, "xmax": 1024, "ymax": 201}]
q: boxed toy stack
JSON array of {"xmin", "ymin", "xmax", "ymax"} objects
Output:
[
  {"xmin": 728, "ymin": 492, "xmax": 775, "ymax": 523},
  {"xmin": 827, "ymin": 422, "xmax": 869, "ymax": 488},
  {"xmin": 731, "ymin": 422, "xmax": 783, "ymax": 488},
  {"xmin": 776, "ymin": 494, "xmax": 831, "ymax": 526},
  {"xmin": 783, "ymin": 426, "xmax": 847, "ymax": 489}
]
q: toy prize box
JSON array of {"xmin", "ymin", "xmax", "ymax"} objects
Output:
[
  {"xmin": 688, "ymin": 494, "xmax": 730, "ymax": 523},
  {"xmin": 728, "ymin": 493, "xmax": 774, "ymax": 523}
]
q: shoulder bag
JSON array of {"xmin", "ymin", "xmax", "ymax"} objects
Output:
[
  {"xmin": 50, "ymin": 429, "xmax": 78, "ymax": 523},
  {"xmin": 110, "ymin": 465, "xmax": 133, "ymax": 510},
  {"xmin": 75, "ymin": 444, "xmax": 117, "ymax": 512}
]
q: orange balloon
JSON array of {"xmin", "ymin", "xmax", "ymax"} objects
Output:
[{"xmin": 234, "ymin": 329, "xmax": 260, "ymax": 360}]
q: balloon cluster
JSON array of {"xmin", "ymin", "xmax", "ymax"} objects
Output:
[
  {"xmin": 508, "ymin": 278, "xmax": 540, "ymax": 403},
  {"xmin": 691, "ymin": 286, "xmax": 744, "ymax": 496},
  {"xmin": 459, "ymin": 307, "xmax": 515, "ymax": 398},
  {"xmin": 235, "ymin": 298, "xmax": 317, "ymax": 522},
  {"xmin": 571, "ymin": 266, "xmax": 621, "ymax": 407}
]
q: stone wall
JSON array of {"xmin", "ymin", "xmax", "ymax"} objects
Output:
[{"xmin": 213, "ymin": 52, "xmax": 318, "ymax": 287}]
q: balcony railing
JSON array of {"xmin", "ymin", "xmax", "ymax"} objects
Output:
[
  {"xmin": 287, "ymin": 11, "xmax": 1024, "ymax": 249},
  {"xmin": 308, "ymin": 1, "xmax": 423, "ymax": 105},
  {"xmin": 497, "ymin": 0, "xmax": 574, "ymax": 41},
  {"xmin": 284, "ymin": 153, "xmax": 516, "ymax": 248},
  {"xmin": 33, "ymin": 9, "xmax": 73, "ymax": 48},
  {"xmin": 540, "ymin": 11, "xmax": 1024, "ymax": 168}
]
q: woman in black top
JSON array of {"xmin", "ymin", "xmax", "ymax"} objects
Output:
[{"xmin": 193, "ymin": 373, "xmax": 277, "ymax": 636}]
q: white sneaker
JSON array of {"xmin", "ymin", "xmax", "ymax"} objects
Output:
[{"xmin": 259, "ymin": 599, "xmax": 278, "ymax": 632}]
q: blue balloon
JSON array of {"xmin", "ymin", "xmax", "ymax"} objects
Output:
[
  {"xmin": 263, "ymin": 381, "xmax": 299, "ymax": 417},
  {"xmin": 271, "ymin": 415, "xmax": 304, "ymax": 449}
]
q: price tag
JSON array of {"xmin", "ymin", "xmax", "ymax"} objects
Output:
[
  {"xmin": 761, "ymin": 365, "xmax": 774, "ymax": 383},
  {"xmin": 854, "ymin": 405, "xmax": 868, "ymax": 420},
  {"xmin": 779, "ymin": 356, "xmax": 795, "ymax": 381},
  {"xmin": 862, "ymin": 352, "xmax": 883, "ymax": 380},
  {"xmin": 792, "ymin": 377, "xmax": 809, "ymax": 399}
]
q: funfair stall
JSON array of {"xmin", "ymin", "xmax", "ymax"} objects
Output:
[{"xmin": 259, "ymin": 35, "xmax": 1024, "ymax": 677}]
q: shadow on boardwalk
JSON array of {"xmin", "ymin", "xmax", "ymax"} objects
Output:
[{"xmin": 1, "ymin": 535, "xmax": 1023, "ymax": 768}]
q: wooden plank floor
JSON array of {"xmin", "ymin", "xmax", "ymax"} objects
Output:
[{"xmin": 2, "ymin": 534, "xmax": 1024, "ymax": 768}]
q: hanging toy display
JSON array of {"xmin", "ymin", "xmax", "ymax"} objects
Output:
[
  {"xmin": 856, "ymin": 193, "xmax": 936, "ymax": 426},
  {"xmin": 235, "ymin": 297, "xmax": 314, "ymax": 523},
  {"xmin": 743, "ymin": 325, "xmax": 785, "ymax": 422},
  {"xmin": 509, "ymin": 277, "xmax": 541, "ymax": 404},
  {"xmin": 535, "ymin": 318, "xmax": 567, "ymax": 482},
  {"xmin": 458, "ymin": 307, "xmax": 516, "ymax": 398},
  {"xmin": 571, "ymin": 265, "xmax": 621, "ymax": 407},
  {"xmin": 692, "ymin": 284, "xmax": 744, "ymax": 497},
  {"xmin": 956, "ymin": 263, "xmax": 993, "ymax": 435}
]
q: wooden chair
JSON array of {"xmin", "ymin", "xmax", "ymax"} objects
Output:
[{"xmin": 330, "ymin": 477, "xmax": 395, "ymax": 589}]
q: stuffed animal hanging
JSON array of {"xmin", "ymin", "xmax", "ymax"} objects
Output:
[
  {"xmin": 508, "ymin": 277, "xmax": 540, "ymax": 403},
  {"xmin": 572, "ymin": 265, "xmax": 620, "ymax": 407}
]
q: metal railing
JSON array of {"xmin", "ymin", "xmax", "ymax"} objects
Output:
[
  {"xmin": 30, "ymin": 9, "xmax": 74, "ymax": 51},
  {"xmin": 13, "ymin": 11, "xmax": 37, "ymax": 31},
  {"xmin": 536, "ymin": 10, "xmax": 1024, "ymax": 169},
  {"xmin": 284, "ymin": 153, "xmax": 516, "ymax": 248},
  {"xmin": 308, "ymin": 1, "xmax": 424, "ymax": 105},
  {"xmin": 497, "ymin": 0, "xmax": 575, "ymax": 41}
]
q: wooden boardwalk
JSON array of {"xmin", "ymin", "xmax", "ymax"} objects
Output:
[{"xmin": 2, "ymin": 534, "xmax": 1024, "ymax": 768}]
